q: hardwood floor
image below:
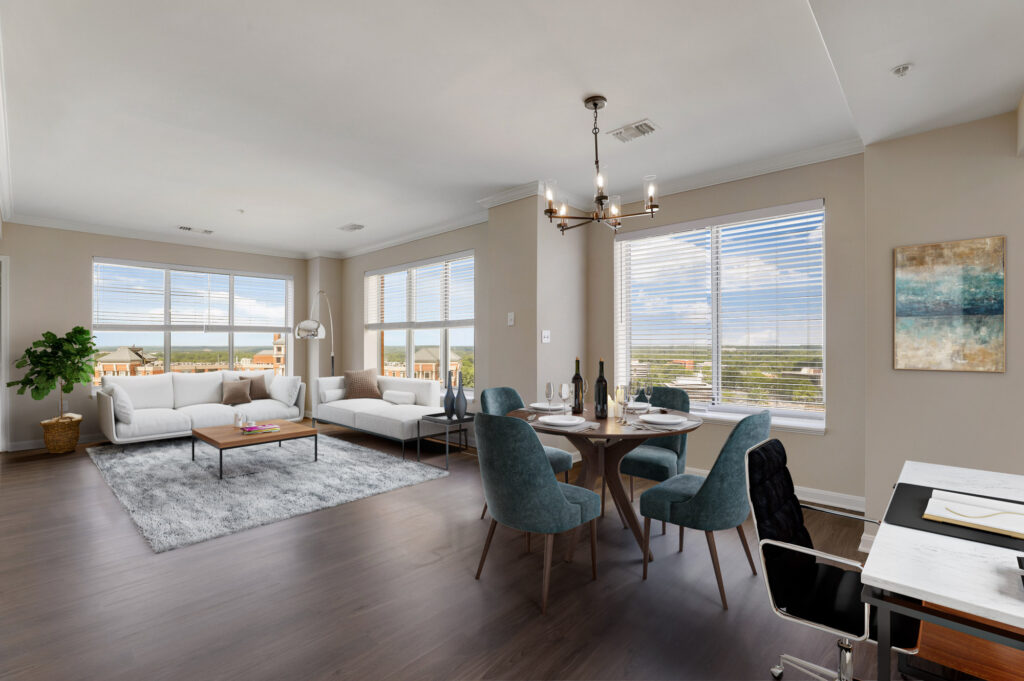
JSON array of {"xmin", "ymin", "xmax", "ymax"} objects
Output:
[{"xmin": 0, "ymin": 423, "xmax": 890, "ymax": 680}]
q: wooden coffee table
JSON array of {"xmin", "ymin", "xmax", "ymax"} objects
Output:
[{"xmin": 191, "ymin": 419, "xmax": 318, "ymax": 479}]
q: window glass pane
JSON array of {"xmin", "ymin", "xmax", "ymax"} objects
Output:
[
  {"xmin": 234, "ymin": 332, "xmax": 288, "ymax": 377},
  {"xmin": 170, "ymin": 270, "xmax": 229, "ymax": 325},
  {"xmin": 413, "ymin": 329, "xmax": 442, "ymax": 382},
  {"xmin": 381, "ymin": 271, "xmax": 408, "ymax": 324},
  {"xmin": 449, "ymin": 257, "xmax": 474, "ymax": 321},
  {"xmin": 381, "ymin": 330, "xmax": 407, "ymax": 378},
  {"xmin": 92, "ymin": 331, "xmax": 164, "ymax": 385},
  {"xmin": 92, "ymin": 262, "xmax": 165, "ymax": 325},
  {"xmin": 234, "ymin": 276, "xmax": 287, "ymax": 327},
  {"xmin": 450, "ymin": 327, "xmax": 474, "ymax": 389},
  {"xmin": 169, "ymin": 332, "xmax": 230, "ymax": 373},
  {"xmin": 413, "ymin": 262, "xmax": 443, "ymax": 323}
]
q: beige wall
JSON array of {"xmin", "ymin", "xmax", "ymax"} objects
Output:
[
  {"xmin": 864, "ymin": 112, "xmax": 1024, "ymax": 521},
  {"xmin": 586, "ymin": 155, "xmax": 867, "ymax": 498},
  {"xmin": 0, "ymin": 222, "xmax": 309, "ymax": 448}
]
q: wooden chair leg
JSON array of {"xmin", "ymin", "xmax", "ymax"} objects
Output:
[
  {"xmin": 564, "ymin": 470, "xmax": 569, "ymax": 483},
  {"xmin": 679, "ymin": 526, "xmax": 685, "ymax": 553},
  {"xmin": 480, "ymin": 502, "xmax": 488, "ymax": 519},
  {"xmin": 630, "ymin": 475, "xmax": 634, "ymax": 502},
  {"xmin": 662, "ymin": 520, "xmax": 666, "ymax": 536},
  {"xmin": 705, "ymin": 530, "xmax": 728, "ymax": 610},
  {"xmin": 601, "ymin": 476, "xmax": 606, "ymax": 517},
  {"xmin": 589, "ymin": 518, "xmax": 598, "ymax": 580},
  {"xmin": 475, "ymin": 519, "xmax": 498, "ymax": 580},
  {"xmin": 737, "ymin": 525, "xmax": 757, "ymax": 575},
  {"xmin": 541, "ymin": 534, "xmax": 554, "ymax": 614},
  {"xmin": 642, "ymin": 517, "xmax": 652, "ymax": 580}
]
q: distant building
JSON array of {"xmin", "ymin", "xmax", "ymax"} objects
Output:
[
  {"xmin": 250, "ymin": 333, "xmax": 287, "ymax": 376},
  {"xmin": 383, "ymin": 347, "xmax": 461, "ymax": 381},
  {"xmin": 93, "ymin": 346, "xmax": 162, "ymax": 384}
]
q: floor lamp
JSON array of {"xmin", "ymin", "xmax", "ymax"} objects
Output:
[{"xmin": 295, "ymin": 289, "xmax": 335, "ymax": 376}]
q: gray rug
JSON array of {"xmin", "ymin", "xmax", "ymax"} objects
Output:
[{"xmin": 87, "ymin": 435, "xmax": 448, "ymax": 553}]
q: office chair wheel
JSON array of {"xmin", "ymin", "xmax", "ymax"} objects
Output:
[{"xmin": 769, "ymin": 664, "xmax": 784, "ymax": 679}]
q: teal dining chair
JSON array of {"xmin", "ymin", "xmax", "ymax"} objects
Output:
[
  {"xmin": 474, "ymin": 413, "xmax": 600, "ymax": 613},
  {"xmin": 478, "ymin": 387, "xmax": 575, "ymax": 520},
  {"xmin": 620, "ymin": 386, "xmax": 690, "ymax": 534},
  {"xmin": 639, "ymin": 410, "xmax": 771, "ymax": 609}
]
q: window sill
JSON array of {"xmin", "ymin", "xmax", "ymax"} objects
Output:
[{"xmin": 689, "ymin": 408, "xmax": 826, "ymax": 435}]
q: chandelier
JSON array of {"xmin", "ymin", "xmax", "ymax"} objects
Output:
[{"xmin": 543, "ymin": 95, "xmax": 659, "ymax": 234}]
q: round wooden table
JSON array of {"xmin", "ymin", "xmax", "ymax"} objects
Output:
[{"xmin": 509, "ymin": 406, "xmax": 702, "ymax": 559}]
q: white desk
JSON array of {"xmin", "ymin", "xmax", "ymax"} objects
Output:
[{"xmin": 862, "ymin": 461, "xmax": 1024, "ymax": 680}]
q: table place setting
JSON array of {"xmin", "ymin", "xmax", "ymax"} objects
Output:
[{"xmin": 529, "ymin": 413, "xmax": 599, "ymax": 433}]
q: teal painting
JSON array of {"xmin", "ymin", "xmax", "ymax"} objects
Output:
[{"xmin": 894, "ymin": 236, "xmax": 1005, "ymax": 372}]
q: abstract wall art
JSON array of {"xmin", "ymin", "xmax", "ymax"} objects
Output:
[{"xmin": 894, "ymin": 236, "xmax": 1005, "ymax": 372}]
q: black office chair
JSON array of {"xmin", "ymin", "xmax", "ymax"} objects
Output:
[{"xmin": 745, "ymin": 439, "xmax": 920, "ymax": 681}]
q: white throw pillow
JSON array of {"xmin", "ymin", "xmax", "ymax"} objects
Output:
[
  {"xmin": 108, "ymin": 384, "xmax": 135, "ymax": 425},
  {"xmin": 321, "ymin": 388, "xmax": 345, "ymax": 403},
  {"xmin": 268, "ymin": 375, "xmax": 301, "ymax": 406},
  {"xmin": 382, "ymin": 389, "xmax": 416, "ymax": 405}
]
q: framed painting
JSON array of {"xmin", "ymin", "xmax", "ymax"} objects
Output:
[{"xmin": 894, "ymin": 236, "xmax": 1005, "ymax": 372}]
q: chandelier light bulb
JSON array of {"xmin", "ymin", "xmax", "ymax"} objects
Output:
[
  {"xmin": 596, "ymin": 173, "xmax": 605, "ymax": 189},
  {"xmin": 559, "ymin": 202, "xmax": 568, "ymax": 216}
]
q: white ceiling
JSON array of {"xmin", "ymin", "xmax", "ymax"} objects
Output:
[{"xmin": 0, "ymin": 1, "xmax": 1020, "ymax": 258}]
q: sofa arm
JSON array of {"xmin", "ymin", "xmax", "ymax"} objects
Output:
[{"xmin": 96, "ymin": 389, "xmax": 118, "ymax": 443}]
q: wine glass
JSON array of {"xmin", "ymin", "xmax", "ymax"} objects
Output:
[
  {"xmin": 545, "ymin": 381, "xmax": 555, "ymax": 409},
  {"xmin": 559, "ymin": 383, "xmax": 571, "ymax": 412}
]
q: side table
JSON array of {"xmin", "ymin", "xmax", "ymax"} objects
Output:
[{"xmin": 416, "ymin": 413, "xmax": 474, "ymax": 470}]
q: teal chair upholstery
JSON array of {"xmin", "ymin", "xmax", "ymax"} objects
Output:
[
  {"xmin": 621, "ymin": 386, "xmax": 690, "ymax": 486},
  {"xmin": 473, "ymin": 413, "xmax": 600, "ymax": 613},
  {"xmin": 639, "ymin": 410, "xmax": 771, "ymax": 609}
]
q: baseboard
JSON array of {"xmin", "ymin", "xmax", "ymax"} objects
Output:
[
  {"xmin": 858, "ymin": 528, "xmax": 876, "ymax": 554},
  {"xmin": 7, "ymin": 432, "xmax": 105, "ymax": 453},
  {"xmin": 685, "ymin": 465, "xmax": 866, "ymax": 512}
]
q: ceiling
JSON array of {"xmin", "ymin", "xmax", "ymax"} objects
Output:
[{"xmin": 0, "ymin": 1, "xmax": 1021, "ymax": 258}]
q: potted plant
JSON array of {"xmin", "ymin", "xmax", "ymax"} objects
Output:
[{"xmin": 6, "ymin": 326, "xmax": 97, "ymax": 453}]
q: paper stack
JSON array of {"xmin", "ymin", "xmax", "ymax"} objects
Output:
[{"xmin": 922, "ymin": 489, "xmax": 1024, "ymax": 539}]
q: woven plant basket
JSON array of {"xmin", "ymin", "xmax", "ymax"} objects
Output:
[{"xmin": 40, "ymin": 413, "xmax": 82, "ymax": 454}]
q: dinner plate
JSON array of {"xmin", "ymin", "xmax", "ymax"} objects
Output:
[
  {"xmin": 538, "ymin": 415, "xmax": 585, "ymax": 427},
  {"xmin": 639, "ymin": 413, "xmax": 686, "ymax": 426},
  {"xmin": 625, "ymin": 401, "xmax": 650, "ymax": 413},
  {"xmin": 529, "ymin": 402, "xmax": 566, "ymax": 411}
]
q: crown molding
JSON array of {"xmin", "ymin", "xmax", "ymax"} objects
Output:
[
  {"xmin": 336, "ymin": 210, "xmax": 488, "ymax": 259},
  {"xmin": 476, "ymin": 181, "xmax": 543, "ymax": 209},
  {"xmin": 0, "ymin": 16, "xmax": 13, "ymax": 227}
]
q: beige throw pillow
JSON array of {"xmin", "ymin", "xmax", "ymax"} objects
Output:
[
  {"xmin": 222, "ymin": 378, "xmax": 252, "ymax": 405},
  {"xmin": 248, "ymin": 373, "xmax": 270, "ymax": 400},
  {"xmin": 343, "ymin": 368, "xmax": 382, "ymax": 400}
]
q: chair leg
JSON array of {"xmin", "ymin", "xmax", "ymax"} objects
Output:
[
  {"xmin": 705, "ymin": 530, "xmax": 728, "ymax": 609},
  {"xmin": 642, "ymin": 517, "xmax": 652, "ymax": 580},
  {"xmin": 541, "ymin": 533, "xmax": 554, "ymax": 614},
  {"xmin": 475, "ymin": 519, "xmax": 498, "ymax": 580},
  {"xmin": 564, "ymin": 470, "xmax": 569, "ymax": 483},
  {"xmin": 737, "ymin": 525, "xmax": 757, "ymax": 575},
  {"xmin": 679, "ymin": 526, "xmax": 685, "ymax": 553},
  {"xmin": 662, "ymin": 520, "xmax": 666, "ymax": 536},
  {"xmin": 589, "ymin": 518, "xmax": 598, "ymax": 580},
  {"xmin": 630, "ymin": 475, "xmax": 634, "ymax": 502},
  {"xmin": 601, "ymin": 476, "xmax": 606, "ymax": 517},
  {"xmin": 480, "ymin": 502, "xmax": 488, "ymax": 519}
]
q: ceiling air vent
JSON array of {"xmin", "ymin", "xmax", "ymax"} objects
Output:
[
  {"xmin": 178, "ymin": 225, "xmax": 214, "ymax": 235},
  {"xmin": 338, "ymin": 223, "xmax": 365, "ymax": 232},
  {"xmin": 608, "ymin": 119, "xmax": 658, "ymax": 143}
]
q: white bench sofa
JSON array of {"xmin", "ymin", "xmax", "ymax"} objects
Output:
[
  {"xmin": 313, "ymin": 375, "xmax": 446, "ymax": 453},
  {"xmin": 97, "ymin": 369, "xmax": 306, "ymax": 445}
]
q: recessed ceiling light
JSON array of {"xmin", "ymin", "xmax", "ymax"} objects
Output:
[
  {"xmin": 339, "ymin": 223, "xmax": 365, "ymax": 232},
  {"xmin": 891, "ymin": 63, "xmax": 913, "ymax": 78}
]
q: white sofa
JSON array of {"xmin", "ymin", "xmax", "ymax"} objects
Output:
[
  {"xmin": 314, "ymin": 375, "xmax": 447, "ymax": 450},
  {"xmin": 97, "ymin": 369, "xmax": 306, "ymax": 445}
]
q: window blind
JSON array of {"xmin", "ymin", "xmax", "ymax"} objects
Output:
[
  {"xmin": 93, "ymin": 262, "xmax": 166, "ymax": 326},
  {"xmin": 365, "ymin": 253, "xmax": 474, "ymax": 329},
  {"xmin": 614, "ymin": 204, "xmax": 825, "ymax": 416},
  {"xmin": 170, "ymin": 270, "xmax": 229, "ymax": 326}
]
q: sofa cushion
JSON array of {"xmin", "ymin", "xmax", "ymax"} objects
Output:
[
  {"xmin": 321, "ymin": 388, "xmax": 345, "ymax": 403},
  {"xmin": 317, "ymin": 398, "xmax": 391, "ymax": 427},
  {"xmin": 382, "ymin": 389, "xmax": 416, "ymax": 405},
  {"xmin": 114, "ymin": 408, "xmax": 191, "ymax": 440},
  {"xmin": 344, "ymin": 368, "xmax": 382, "ymax": 400},
  {"xmin": 108, "ymin": 384, "xmax": 135, "ymax": 425},
  {"xmin": 377, "ymin": 376, "xmax": 438, "ymax": 407},
  {"xmin": 268, "ymin": 375, "xmax": 301, "ymax": 406},
  {"xmin": 102, "ymin": 373, "xmax": 174, "ymax": 410},
  {"xmin": 236, "ymin": 399, "xmax": 301, "ymax": 422},
  {"xmin": 177, "ymin": 403, "xmax": 239, "ymax": 429},
  {"xmin": 222, "ymin": 369, "xmax": 275, "ymax": 388},
  {"xmin": 222, "ymin": 378, "xmax": 252, "ymax": 405},
  {"xmin": 172, "ymin": 371, "xmax": 224, "ymax": 408},
  {"xmin": 248, "ymin": 373, "xmax": 270, "ymax": 400},
  {"xmin": 354, "ymin": 404, "xmax": 444, "ymax": 441}
]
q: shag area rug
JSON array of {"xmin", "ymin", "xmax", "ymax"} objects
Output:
[{"xmin": 87, "ymin": 435, "xmax": 448, "ymax": 552}]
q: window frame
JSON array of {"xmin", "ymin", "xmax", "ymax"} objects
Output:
[
  {"xmin": 613, "ymin": 200, "xmax": 826, "ymax": 434},
  {"xmin": 91, "ymin": 257, "xmax": 294, "ymax": 380}
]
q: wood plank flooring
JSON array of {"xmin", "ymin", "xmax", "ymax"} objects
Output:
[{"xmin": 0, "ymin": 423, "xmax": 891, "ymax": 681}]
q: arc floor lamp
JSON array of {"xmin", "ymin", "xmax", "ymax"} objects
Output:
[{"xmin": 295, "ymin": 289, "xmax": 336, "ymax": 376}]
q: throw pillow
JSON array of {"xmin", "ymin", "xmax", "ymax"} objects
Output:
[
  {"xmin": 321, "ymin": 388, "xmax": 344, "ymax": 403},
  {"xmin": 222, "ymin": 378, "xmax": 252, "ymax": 405},
  {"xmin": 269, "ymin": 375, "xmax": 301, "ymax": 406},
  {"xmin": 343, "ymin": 368, "xmax": 381, "ymax": 400},
  {"xmin": 382, "ymin": 389, "xmax": 416, "ymax": 405},
  {"xmin": 248, "ymin": 373, "xmax": 271, "ymax": 400},
  {"xmin": 108, "ymin": 384, "xmax": 135, "ymax": 424}
]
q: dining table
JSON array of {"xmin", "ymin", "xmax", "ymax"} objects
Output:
[{"xmin": 508, "ymin": 404, "xmax": 703, "ymax": 560}]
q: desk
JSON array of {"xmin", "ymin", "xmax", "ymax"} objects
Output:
[{"xmin": 862, "ymin": 461, "xmax": 1024, "ymax": 680}]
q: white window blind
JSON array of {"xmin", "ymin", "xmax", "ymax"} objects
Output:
[
  {"xmin": 170, "ymin": 270, "xmax": 229, "ymax": 327},
  {"xmin": 93, "ymin": 262, "xmax": 166, "ymax": 326},
  {"xmin": 365, "ymin": 252, "xmax": 474, "ymax": 329},
  {"xmin": 614, "ymin": 202, "xmax": 825, "ymax": 418}
]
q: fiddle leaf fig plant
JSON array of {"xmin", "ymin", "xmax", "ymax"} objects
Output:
[{"xmin": 6, "ymin": 326, "xmax": 97, "ymax": 419}]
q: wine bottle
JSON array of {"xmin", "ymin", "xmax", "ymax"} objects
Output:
[
  {"xmin": 594, "ymin": 359, "xmax": 608, "ymax": 419},
  {"xmin": 571, "ymin": 357, "xmax": 584, "ymax": 415}
]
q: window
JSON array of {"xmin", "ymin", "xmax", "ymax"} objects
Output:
[
  {"xmin": 365, "ymin": 251, "xmax": 474, "ymax": 391},
  {"xmin": 92, "ymin": 259, "xmax": 293, "ymax": 385},
  {"xmin": 614, "ymin": 201, "xmax": 824, "ymax": 428}
]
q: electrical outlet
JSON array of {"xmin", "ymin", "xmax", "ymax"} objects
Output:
[
  {"xmin": 542, "ymin": 330, "xmax": 551, "ymax": 343},
  {"xmin": 507, "ymin": 312, "xmax": 515, "ymax": 327}
]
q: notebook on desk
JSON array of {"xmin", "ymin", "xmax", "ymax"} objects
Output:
[
  {"xmin": 923, "ymin": 489, "xmax": 1024, "ymax": 540},
  {"xmin": 884, "ymin": 483, "xmax": 1024, "ymax": 552}
]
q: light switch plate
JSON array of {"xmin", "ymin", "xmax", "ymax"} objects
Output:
[
  {"xmin": 542, "ymin": 330, "xmax": 551, "ymax": 343},
  {"xmin": 507, "ymin": 312, "xmax": 515, "ymax": 327}
]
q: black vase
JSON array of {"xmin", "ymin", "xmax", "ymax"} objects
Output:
[
  {"xmin": 443, "ymin": 370, "xmax": 456, "ymax": 419},
  {"xmin": 454, "ymin": 372, "xmax": 467, "ymax": 420}
]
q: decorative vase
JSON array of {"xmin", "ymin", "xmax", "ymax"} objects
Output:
[
  {"xmin": 444, "ymin": 370, "xmax": 456, "ymax": 419},
  {"xmin": 40, "ymin": 413, "xmax": 82, "ymax": 454},
  {"xmin": 454, "ymin": 372, "xmax": 467, "ymax": 420}
]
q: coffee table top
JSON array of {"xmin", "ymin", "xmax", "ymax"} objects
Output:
[{"xmin": 192, "ymin": 419, "xmax": 317, "ymax": 448}]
